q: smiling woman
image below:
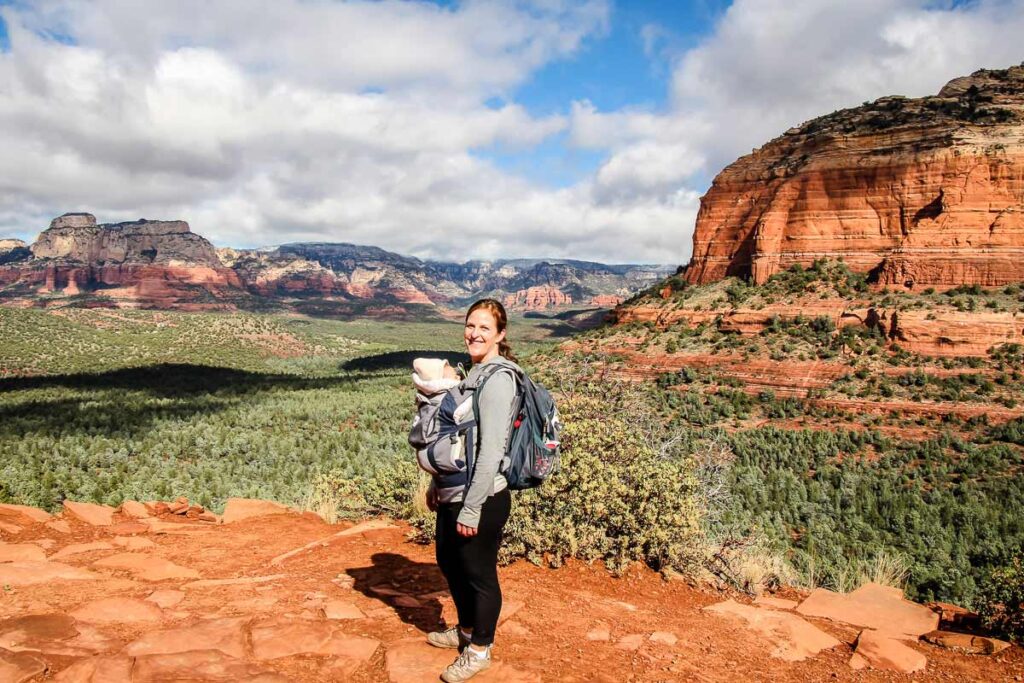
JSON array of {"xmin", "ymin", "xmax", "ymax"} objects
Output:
[{"xmin": 426, "ymin": 298, "xmax": 520, "ymax": 682}]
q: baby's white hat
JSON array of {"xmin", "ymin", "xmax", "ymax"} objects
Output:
[{"xmin": 413, "ymin": 357, "xmax": 449, "ymax": 381}]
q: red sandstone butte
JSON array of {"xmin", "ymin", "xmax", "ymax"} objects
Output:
[
  {"xmin": 686, "ymin": 65, "xmax": 1024, "ymax": 287},
  {"xmin": 504, "ymin": 285, "xmax": 572, "ymax": 310}
]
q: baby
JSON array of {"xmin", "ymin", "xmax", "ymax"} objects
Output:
[{"xmin": 412, "ymin": 357, "xmax": 461, "ymax": 396}]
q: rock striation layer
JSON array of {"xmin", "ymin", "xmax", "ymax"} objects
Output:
[{"xmin": 686, "ymin": 65, "xmax": 1024, "ymax": 287}]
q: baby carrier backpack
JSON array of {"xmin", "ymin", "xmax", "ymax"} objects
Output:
[{"xmin": 409, "ymin": 361, "xmax": 562, "ymax": 500}]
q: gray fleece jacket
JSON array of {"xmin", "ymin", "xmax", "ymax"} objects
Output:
[{"xmin": 454, "ymin": 356, "xmax": 517, "ymax": 528}]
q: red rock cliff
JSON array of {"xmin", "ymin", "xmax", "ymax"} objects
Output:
[
  {"xmin": 1, "ymin": 214, "xmax": 243, "ymax": 308},
  {"xmin": 686, "ymin": 65, "xmax": 1024, "ymax": 287}
]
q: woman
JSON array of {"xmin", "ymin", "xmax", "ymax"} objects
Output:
[{"xmin": 427, "ymin": 298, "xmax": 518, "ymax": 683}]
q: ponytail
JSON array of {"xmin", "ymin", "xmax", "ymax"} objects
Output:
[{"xmin": 498, "ymin": 339, "xmax": 517, "ymax": 363}]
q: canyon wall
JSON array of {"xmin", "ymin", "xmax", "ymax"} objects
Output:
[{"xmin": 686, "ymin": 65, "xmax": 1024, "ymax": 288}]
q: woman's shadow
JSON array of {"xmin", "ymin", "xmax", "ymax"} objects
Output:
[{"xmin": 346, "ymin": 552, "xmax": 450, "ymax": 632}]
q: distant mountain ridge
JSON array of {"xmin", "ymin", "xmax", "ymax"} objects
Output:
[{"xmin": 0, "ymin": 213, "xmax": 673, "ymax": 313}]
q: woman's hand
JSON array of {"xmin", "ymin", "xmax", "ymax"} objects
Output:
[
  {"xmin": 426, "ymin": 485, "xmax": 438, "ymax": 512},
  {"xmin": 457, "ymin": 522, "xmax": 478, "ymax": 537}
]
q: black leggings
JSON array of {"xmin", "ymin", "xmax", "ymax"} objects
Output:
[{"xmin": 435, "ymin": 488, "xmax": 511, "ymax": 646}]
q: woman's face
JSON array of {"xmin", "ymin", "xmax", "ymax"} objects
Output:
[{"xmin": 464, "ymin": 308, "xmax": 505, "ymax": 363}]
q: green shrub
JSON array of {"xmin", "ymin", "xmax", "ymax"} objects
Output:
[
  {"xmin": 979, "ymin": 556, "xmax": 1024, "ymax": 641},
  {"xmin": 501, "ymin": 393, "xmax": 703, "ymax": 574}
]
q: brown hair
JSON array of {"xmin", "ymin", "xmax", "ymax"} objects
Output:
[{"xmin": 466, "ymin": 298, "xmax": 516, "ymax": 363}]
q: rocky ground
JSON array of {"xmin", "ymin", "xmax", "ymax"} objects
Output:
[{"xmin": 0, "ymin": 500, "xmax": 1020, "ymax": 682}]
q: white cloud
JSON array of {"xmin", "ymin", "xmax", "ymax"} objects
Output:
[{"xmin": 0, "ymin": 0, "xmax": 1022, "ymax": 266}]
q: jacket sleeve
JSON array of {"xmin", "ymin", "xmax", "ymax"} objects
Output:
[{"xmin": 457, "ymin": 371, "xmax": 516, "ymax": 528}]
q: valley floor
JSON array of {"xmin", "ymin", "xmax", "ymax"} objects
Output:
[{"xmin": 1, "ymin": 505, "xmax": 1020, "ymax": 682}]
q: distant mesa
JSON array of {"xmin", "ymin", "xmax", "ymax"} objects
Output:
[
  {"xmin": 686, "ymin": 64, "xmax": 1024, "ymax": 288},
  {"xmin": 0, "ymin": 214, "xmax": 670, "ymax": 313}
]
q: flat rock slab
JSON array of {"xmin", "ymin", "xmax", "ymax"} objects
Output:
[
  {"xmin": 221, "ymin": 498, "xmax": 290, "ymax": 524},
  {"xmin": 586, "ymin": 622, "xmax": 611, "ymax": 641},
  {"xmin": 338, "ymin": 518, "xmax": 397, "ymax": 536},
  {"xmin": 182, "ymin": 574, "xmax": 285, "ymax": 590},
  {"xmin": 112, "ymin": 536, "xmax": 157, "ymax": 551},
  {"xmin": 0, "ymin": 561, "xmax": 98, "ymax": 586},
  {"xmin": 649, "ymin": 631, "xmax": 678, "ymax": 646},
  {"xmin": 46, "ymin": 521, "xmax": 72, "ymax": 535},
  {"xmin": 250, "ymin": 618, "xmax": 380, "ymax": 661},
  {"xmin": 70, "ymin": 597, "xmax": 163, "ymax": 624},
  {"xmin": 133, "ymin": 649, "xmax": 290, "ymax": 682},
  {"xmin": 849, "ymin": 629, "xmax": 927, "ymax": 673},
  {"xmin": 109, "ymin": 521, "xmax": 149, "ymax": 535},
  {"xmin": 146, "ymin": 589, "xmax": 186, "ymax": 609},
  {"xmin": 93, "ymin": 553, "xmax": 200, "ymax": 581},
  {"xmin": 141, "ymin": 519, "xmax": 210, "ymax": 535},
  {"xmin": 51, "ymin": 541, "xmax": 115, "ymax": 560},
  {"xmin": 63, "ymin": 501, "xmax": 115, "ymax": 526},
  {"xmin": 385, "ymin": 638, "xmax": 540, "ymax": 683},
  {"xmin": 0, "ymin": 647, "xmax": 47, "ymax": 683},
  {"xmin": 118, "ymin": 500, "xmax": 151, "ymax": 519},
  {"xmin": 0, "ymin": 613, "xmax": 79, "ymax": 650},
  {"xmin": 124, "ymin": 617, "xmax": 249, "ymax": 659},
  {"xmin": 754, "ymin": 596, "xmax": 799, "ymax": 610},
  {"xmin": 0, "ymin": 504, "xmax": 52, "ymax": 524},
  {"xmin": 0, "ymin": 543, "xmax": 47, "ymax": 563},
  {"xmin": 796, "ymin": 582, "xmax": 938, "ymax": 638},
  {"xmin": 52, "ymin": 655, "xmax": 133, "ymax": 682},
  {"xmin": 705, "ymin": 600, "xmax": 841, "ymax": 662},
  {"xmin": 922, "ymin": 629, "xmax": 1011, "ymax": 655},
  {"xmin": 321, "ymin": 600, "xmax": 365, "ymax": 620},
  {"xmin": 616, "ymin": 633, "xmax": 645, "ymax": 651}
]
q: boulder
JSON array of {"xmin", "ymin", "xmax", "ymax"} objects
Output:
[
  {"xmin": 221, "ymin": 498, "xmax": 290, "ymax": 524},
  {"xmin": 795, "ymin": 582, "xmax": 938, "ymax": 638},
  {"xmin": 849, "ymin": 629, "xmax": 927, "ymax": 673},
  {"xmin": 62, "ymin": 501, "xmax": 115, "ymax": 526}
]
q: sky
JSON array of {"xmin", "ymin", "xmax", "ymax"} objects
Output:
[{"xmin": 0, "ymin": 0, "xmax": 1022, "ymax": 265}]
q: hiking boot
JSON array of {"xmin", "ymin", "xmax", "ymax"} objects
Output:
[
  {"xmin": 441, "ymin": 646, "xmax": 492, "ymax": 682},
  {"xmin": 427, "ymin": 626, "xmax": 470, "ymax": 650}
]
